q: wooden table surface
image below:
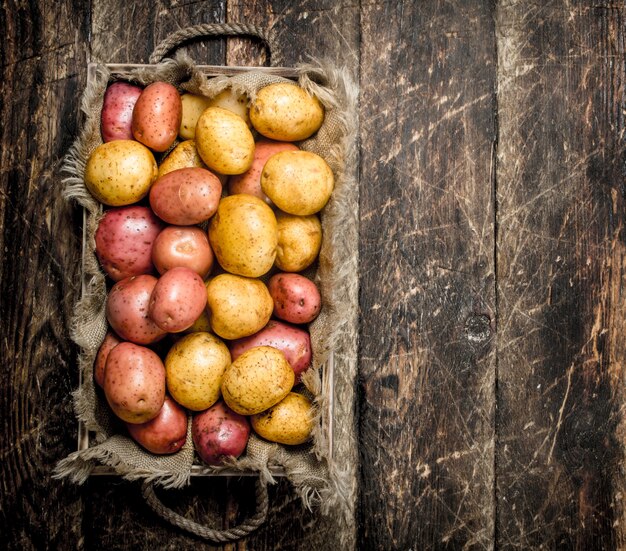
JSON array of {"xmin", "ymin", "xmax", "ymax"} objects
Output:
[{"xmin": 2, "ymin": 1, "xmax": 626, "ymax": 549}]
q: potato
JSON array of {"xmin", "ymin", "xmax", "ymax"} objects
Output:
[
  {"xmin": 268, "ymin": 273, "xmax": 322, "ymax": 324},
  {"xmin": 165, "ymin": 332, "xmax": 230, "ymax": 411},
  {"xmin": 261, "ymin": 150, "xmax": 334, "ymax": 215},
  {"xmin": 158, "ymin": 140, "xmax": 207, "ymax": 177},
  {"xmin": 228, "ymin": 139, "xmax": 299, "ymax": 204},
  {"xmin": 221, "ymin": 346, "xmax": 294, "ymax": 415},
  {"xmin": 192, "ymin": 401, "xmax": 250, "ymax": 465},
  {"xmin": 251, "ymin": 392, "xmax": 313, "ymax": 445},
  {"xmin": 229, "ymin": 320, "xmax": 311, "ymax": 382},
  {"xmin": 149, "ymin": 267, "xmax": 208, "ymax": 333},
  {"xmin": 275, "ymin": 212, "xmax": 322, "ymax": 272},
  {"xmin": 103, "ymin": 342, "xmax": 166, "ymax": 424},
  {"xmin": 184, "ymin": 308, "xmax": 212, "ymax": 334},
  {"xmin": 207, "ymin": 89, "xmax": 250, "ymax": 126},
  {"xmin": 149, "ymin": 167, "xmax": 222, "ymax": 225},
  {"xmin": 152, "ymin": 226, "xmax": 214, "ymax": 278},
  {"xmin": 106, "ymin": 275, "xmax": 167, "ymax": 345},
  {"xmin": 84, "ymin": 140, "xmax": 158, "ymax": 206},
  {"xmin": 95, "ymin": 205, "xmax": 163, "ymax": 281},
  {"xmin": 249, "ymin": 82, "xmax": 324, "ymax": 141},
  {"xmin": 126, "ymin": 395, "xmax": 188, "ymax": 454},
  {"xmin": 93, "ymin": 331, "xmax": 122, "ymax": 388},
  {"xmin": 206, "ymin": 274, "xmax": 273, "ymax": 340},
  {"xmin": 132, "ymin": 81, "xmax": 182, "ymax": 152},
  {"xmin": 179, "ymin": 93, "xmax": 212, "ymax": 140},
  {"xmin": 208, "ymin": 195, "xmax": 277, "ymax": 278},
  {"xmin": 195, "ymin": 107, "xmax": 255, "ymax": 175},
  {"xmin": 101, "ymin": 82, "xmax": 143, "ymax": 142}
]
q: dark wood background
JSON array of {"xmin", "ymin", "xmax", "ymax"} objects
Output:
[{"xmin": 2, "ymin": 1, "xmax": 626, "ymax": 549}]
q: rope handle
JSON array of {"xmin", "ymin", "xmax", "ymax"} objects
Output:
[
  {"xmin": 141, "ymin": 477, "xmax": 269, "ymax": 542},
  {"xmin": 149, "ymin": 22, "xmax": 277, "ymax": 65}
]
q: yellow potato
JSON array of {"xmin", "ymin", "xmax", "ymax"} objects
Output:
[
  {"xmin": 158, "ymin": 140, "xmax": 207, "ymax": 177},
  {"xmin": 84, "ymin": 140, "xmax": 157, "ymax": 206},
  {"xmin": 275, "ymin": 212, "xmax": 322, "ymax": 272},
  {"xmin": 179, "ymin": 93, "xmax": 212, "ymax": 140},
  {"xmin": 221, "ymin": 346, "xmax": 294, "ymax": 415},
  {"xmin": 195, "ymin": 107, "xmax": 255, "ymax": 175},
  {"xmin": 208, "ymin": 89, "xmax": 250, "ymax": 126},
  {"xmin": 206, "ymin": 274, "xmax": 273, "ymax": 340},
  {"xmin": 165, "ymin": 332, "xmax": 230, "ymax": 411},
  {"xmin": 250, "ymin": 82, "xmax": 324, "ymax": 141},
  {"xmin": 251, "ymin": 392, "xmax": 314, "ymax": 445},
  {"xmin": 183, "ymin": 308, "xmax": 212, "ymax": 334},
  {"xmin": 209, "ymin": 195, "xmax": 278, "ymax": 278},
  {"xmin": 261, "ymin": 150, "xmax": 334, "ymax": 215}
]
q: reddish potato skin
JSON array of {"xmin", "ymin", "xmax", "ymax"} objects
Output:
[
  {"xmin": 106, "ymin": 275, "xmax": 167, "ymax": 344},
  {"xmin": 149, "ymin": 267, "xmax": 208, "ymax": 332},
  {"xmin": 95, "ymin": 206, "xmax": 163, "ymax": 281},
  {"xmin": 103, "ymin": 342, "xmax": 166, "ymax": 424},
  {"xmin": 149, "ymin": 167, "xmax": 222, "ymax": 225},
  {"xmin": 126, "ymin": 395, "xmax": 188, "ymax": 454},
  {"xmin": 132, "ymin": 81, "xmax": 182, "ymax": 152},
  {"xmin": 192, "ymin": 401, "xmax": 250, "ymax": 465},
  {"xmin": 229, "ymin": 320, "xmax": 311, "ymax": 382},
  {"xmin": 152, "ymin": 226, "xmax": 214, "ymax": 278},
  {"xmin": 101, "ymin": 82, "xmax": 143, "ymax": 142},
  {"xmin": 268, "ymin": 273, "xmax": 322, "ymax": 324},
  {"xmin": 94, "ymin": 331, "xmax": 122, "ymax": 387},
  {"xmin": 228, "ymin": 140, "xmax": 299, "ymax": 204}
]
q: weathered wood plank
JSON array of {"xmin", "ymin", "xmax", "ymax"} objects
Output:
[
  {"xmin": 359, "ymin": 1, "xmax": 497, "ymax": 549},
  {"xmin": 495, "ymin": 1, "xmax": 626, "ymax": 549},
  {"xmin": 0, "ymin": 1, "xmax": 90, "ymax": 549}
]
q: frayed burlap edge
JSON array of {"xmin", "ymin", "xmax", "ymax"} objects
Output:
[{"xmin": 53, "ymin": 55, "xmax": 358, "ymax": 548}]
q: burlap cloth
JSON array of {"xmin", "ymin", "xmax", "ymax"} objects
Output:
[{"xmin": 53, "ymin": 41, "xmax": 358, "ymax": 547}]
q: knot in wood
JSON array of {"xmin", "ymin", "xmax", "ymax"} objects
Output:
[{"xmin": 464, "ymin": 314, "xmax": 492, "ymax": 344}]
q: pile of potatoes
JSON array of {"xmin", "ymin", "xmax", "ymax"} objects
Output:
[{"xmin": 88, "ymin": 76, "xmax": 331, "ymax": 465}]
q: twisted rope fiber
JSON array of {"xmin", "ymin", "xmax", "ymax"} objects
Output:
[
  {"xmin": 141, "ymin": 478, "xmax": 269, "ymax": 542},
  {"xmin": 149, "ymin": 22, "xmax": 276, "ymax": 64}
]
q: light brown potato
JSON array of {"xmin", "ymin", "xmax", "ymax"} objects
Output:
[
  {"xmin": 207, "ymin": 89, "xmax": 250, "ymax": 126},
  {"xmin": 195, "ymin": 107, "xmax": 255, "ymax": 175},
  {"xmin": 179, "ymin": 93, "xmax": 212, "ymax": 140},
  {"xmin": 206, "ymin": 274, "xmax": 273, "ymax": 340},
  {"xmin": 221, "ymin": 346, "xmax": 294, "ymax": 415},
  {"xmin": 208, "ymin": 195, "xmax": 277, "ymax": 278},
  {"xmin": 251, "ymin": 392, "xmax": 313, "ymax": 445},
  {"xmin": 261, "ymin": 150, "xmax": 334, "ymax": 215},
  {"xmin": 249, "ymin": 82, "xmax": 324, "ymax": 141},
  {"xmin": 84, "ymin": 140, "xmax": 158, "ymax": 206},
  {"xmin": 165, "ymin": 332, "xmax": 230, "ymax": 411},
  {"xmin": 132, "ymin": 81, "xmax": 182, "ymax": 152},
  {"xmin": 275, "ymin": 212, "xmax": 322, "ymax": 272},
  {"xmin": 158, "ymin": 140, "xmax": 207, "ymax": 177}
]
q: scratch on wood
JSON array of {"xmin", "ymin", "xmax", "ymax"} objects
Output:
[{"xmin": 547, "ymin": 361, "xmax": 574, "ymax": 464}]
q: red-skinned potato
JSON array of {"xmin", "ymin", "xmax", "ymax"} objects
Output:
[
  {"xmin": 106, "ymin": 275, "xmax": 167, "ymax": 344},
  {"xmin": 103, "ymin": 342, "xmax": 166, "ymax": 424},
  {"xmin": 150, "ymin": 167, "xmax": 222, "ymax": 225},
  {"xmin": 149, "ymin": 267, "xmax": 208, "ymax": 333},
  {"xmin": 101, "ymin": 82, "xmax": 143, "ymax": 142},
  {"xmin": 192, "ymin": 401, "xmax": 250, "ymax": 466},
  {"xmin": 126, "ymin": 395, "xmax": 188, "ymax": 454},
  {"xmin": 95, "ymin": 205, "xmax": 163, "ymax": 281},
  {"xmin": 268, "ymin": 273, "xmax": 322, "ymax": 324},
  {"xmin": 228, "ymin": 140, "xmax": 299, "ymax": 204},
  {"xmin": 132, "ymin": 81, "xmax": 182, "ymax": 152},
  {"xmin": 152, "ymin": 226, "xmax": 214, "ymax": 278},
  {"xmin": 229, "ymin": 320, "xmax": 311, "ymax": 382},
  {"xmin": 94, "ymin": 331, "xmax": 122, "ymax": 388}
]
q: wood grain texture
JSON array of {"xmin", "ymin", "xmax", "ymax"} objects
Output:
[
  {"xmin": 358, "ymin": 1, "xmax": 497, "ymax": 549},
  {"xmin": 495, "ymin": 1, "xmax": 626, "ymax": 549},
  {"xmin": 0, "ymin": 1, "xmax": 89, "ymax": 549}
]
